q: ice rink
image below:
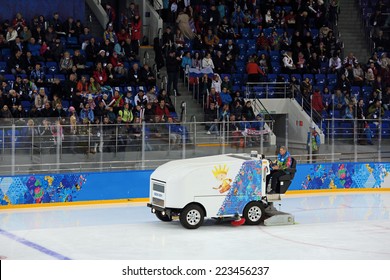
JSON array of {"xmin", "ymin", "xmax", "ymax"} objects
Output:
[{"xmin": 1, "ymin": 192, "xmax": 390, "ymax": 260}]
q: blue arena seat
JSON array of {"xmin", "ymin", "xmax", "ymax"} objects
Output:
[
  {"xmin": 45, "ymin": 62, "xmax": 59, "ymax": 74},
  {"xmin": 61, "ymin": 100, "xmax": 70, "ymax": 110},
  {"xmin": 54, "ymin": 74, "xmax": 66, "ymax": 81},
  {"xmin": 0, "ymin": 48, "xmax": 11, "ymax": 59},
  {"xmin": 21, "ymin": 100, "xmax": 32, "ymax": 111},
  {"xmin": 291, "ymin": 73, "xmax": 302, "ymax": 83},
  {"xmin": 267, "ymin": 74, "xmax": 278, "ymax": 82},
  {"xmin": 303, "ymin": 74, "xmax": 314, "ymax": 83},
  {"xmin": 247, "ymin": 40, "xmax": 257, "ymax": 53},
  {"xmin": 252, "ymin": 28, "xmax": 261, "ymax": 38},
  {"xmin": 271, "ymin": 62, "xmax": 281, "ymax": 74},
  {"xmin": 240, "ymin": 28, "xmax": 251, "ymax": 39},
  {"xmin": 236, "ymin": 62, "xmax": 246, "ymax": 74},
  {"xmin": 278, "ymin": 74, "xmax": 290, "ymax": 82},
  {"xmin": 315, "ymin": 74, "xmax": 326, "ymax": 86},
  {"xmin": 351, "ymin": 86, "xmax": 361, "ymax": 96},
  {"xmin": 232, "ymin": 74, "xmax": 243, "ymax": 86},
  {"xmin": 0, "ymin": 61, "xmax": 7, "ymax": 73},
  {"xmin": 253, "ymin": 86, "xmax": 265, "ymax": 98},
  {"xmin": 4, "ymin": 74, "xmax": 15, "ymax": 81},
  {"xmin": 66, "ymin": 36, "xmax": 79, "ymax": 48},
  {"xmin": 269, "ymin": 51, "xmax": 280, "ymax": 62},
  {"xmin": 362, "ymin": 86, "xmax": 373, "ymax": 95},
  {"xmin": 327, "ymin": 74, "xmax": 337, "ymax": 87}
]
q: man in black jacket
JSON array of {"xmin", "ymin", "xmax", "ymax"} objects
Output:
[
  {"xmin": 62, "ymin": 73, "xmax": 78, "ymax": 101},
  {"xmin": 166, "ymin": 50, "xmax": 181, "ymax": 96},
  {"xmin": 8, "ymin": 50, "xmax": 26, "ymax": 75}
]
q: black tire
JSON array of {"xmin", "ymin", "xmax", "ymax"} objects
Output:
[
  {"xmin": 155, "ymin": 210, "xmax": 173, "ymax": 222},
  {"xmin": 243, "ymin": 201, "xmax": 265, "ymax": 225},
  {"xmin": 179, "ymin": 204, "xmax": 204, "ymax": 229}
]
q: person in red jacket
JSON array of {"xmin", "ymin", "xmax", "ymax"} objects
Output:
[
  {"xmin": 246, "ymin": 57, "xmax": 265, "ymax": 83},
  {"xmin": 207, "ymin": 87, "xmax": 222, "ymax": 109},
  {"xmin": 109, "ymin": 89, "xmax": 124, "ymax": 115},
  {"xmin": 311, "ymin": 88, "xmax": 324, "ymax": 123},
  {"xmin": 130, "ymin": 14, "xmax": 142, "ymax": 55},
  {"xmin": 155, "ymin": 99, "xmax": 171, "ymax": 122},
  {"xmin": 93, "ymin": 62, "xmax": 108, "ymax": 86}
]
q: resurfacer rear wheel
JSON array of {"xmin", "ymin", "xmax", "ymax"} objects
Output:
[{"xmin": 243, "ymin": 201, "xmax": 265, "ymax": 225}]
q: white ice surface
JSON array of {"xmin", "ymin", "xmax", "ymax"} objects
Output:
[{"xmin": 1, "ymin": 192, "xmax": 390, "ymax": 260}]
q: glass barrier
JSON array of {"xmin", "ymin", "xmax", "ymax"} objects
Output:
[
  {"xmin": 0, "ymin": 116, "xmax": 388, "ymax": 175},
  {"xmin": 0, "ymin": 116, "xmax": 274, "ymax": 175}
]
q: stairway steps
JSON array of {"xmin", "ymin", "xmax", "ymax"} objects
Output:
[
  {"xmin": 85, "ymin": 2, "xmax": 104, "ymax": 39},
  {"xmin": 338, "ymin": 0, "xmax": 371, "ymax": 59}
]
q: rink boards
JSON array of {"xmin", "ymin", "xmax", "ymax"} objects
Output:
[{"xmin": 1, "ymin": 162, "xmax": 390, "ymax": 208}]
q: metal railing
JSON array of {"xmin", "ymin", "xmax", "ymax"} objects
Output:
[
  {"xmin": 245, "ymin": 82, "xmax": 290, "ymax": 99},
  {"xmin": 0, "ymin": 118, "xmax": 276, "ymax": 175}
]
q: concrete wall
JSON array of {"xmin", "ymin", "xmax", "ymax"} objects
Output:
[{"xmin": 253, "ymin": 98, "xmax": 325, "ymax": 145}]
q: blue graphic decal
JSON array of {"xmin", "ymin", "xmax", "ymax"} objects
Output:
[{"xmin": 217, "ymin": 160, "xmax": 263, "ymax": 216}]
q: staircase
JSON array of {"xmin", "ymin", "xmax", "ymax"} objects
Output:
[
  {"xmin": 140, "ymin": 47, "xmax": 207, "ymax": 138},
  {"xmin": 338, "ymin": 1, "xmax": 371, "ymax": 63},
  {"xmin": 85, "ymin": 1, "xmax": 105, "ymax": 39}
]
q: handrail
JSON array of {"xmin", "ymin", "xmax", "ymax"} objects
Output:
[
  {"xmin": 249, "ymin": 98, "xmax": 275, "ymax": 123},
  {"xmin": 245, "ymin": 82, "xmax": 290, "ymax": 99},
  {"xmin": 152, "ymin": 0, "xmax": 163, "ymax": 12},
  {"xmin": 143, "ymin": 50, "xmax": 150, "ymax": 66},
  {"xmin": 294, "ymin": 90, "xmax": 323, "ymax": 129}
]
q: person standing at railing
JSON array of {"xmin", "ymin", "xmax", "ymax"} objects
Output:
[
  {"xmin": 301, "ymin": 77, "xmax": 313, "ymax": 103},
  {"xmin": 166, "ymin": 49, "xmax": 181, "ymax": 96},
  {"xmin": 311, "ymin": 88, "xmax": 324, "ymax": 123},
  {"xmin": 357, "ymin": 99, "xmax": 374, "ymax": 145},
  {"xmin": 289, "ymin": 76, "xmax": 300, "ymax": 98},
  {"xmin": 307, "ymin": 125, "xmax": 320, "ymax": 162},
  {"xmin": 246, "ymin": 57, "xmax": 265, "ymax": 83},
  {"xmin": 333, "ymin": 89, "xmax": 346, "ymax": 116}
]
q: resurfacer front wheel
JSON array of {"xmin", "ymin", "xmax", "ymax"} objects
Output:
[{"xmin": 180, "ymin": 204, "xmax": 204, "ymax": 229}]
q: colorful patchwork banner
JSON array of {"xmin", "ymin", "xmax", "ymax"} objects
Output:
[
  {"xmin": 1, "ymin": 162, "xmax": 389, "ymax": 207},
  {"xmin": 291, "ymin": 163, "xmax": 390, "ymax": 190}
]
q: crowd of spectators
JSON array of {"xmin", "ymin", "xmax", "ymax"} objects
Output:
[
  {"xmin": 1, "ymin": 0, "xmax": 390, "ymax": 151},
  {"xmin": 157, "ymin": 0, "xmax": 389, "ymax": 143},
  {"xmin": 0, "ymin": 3, "xmax": 195, "ymax": 151}
]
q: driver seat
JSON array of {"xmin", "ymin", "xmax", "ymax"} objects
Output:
[{"xmin": 277, "ymin": 157, "xmax": 297, "ymax": 194}]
